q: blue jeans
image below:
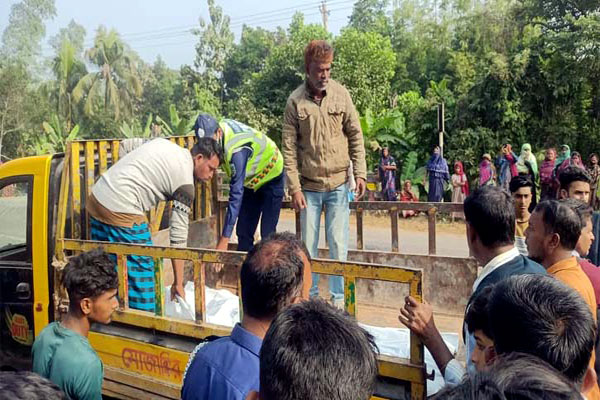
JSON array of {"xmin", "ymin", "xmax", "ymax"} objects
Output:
[
  {"xmin": 237, "ymin": 172, "xmax": 284, "ymax": 251},
  {"xmin": 301, "ymin": 184, "xmax": 349, "ymax": 300}
]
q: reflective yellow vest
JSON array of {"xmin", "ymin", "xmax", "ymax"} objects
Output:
[{"xmin": 220, "ymin": 119, "xmax": 283, "ymax": 190}]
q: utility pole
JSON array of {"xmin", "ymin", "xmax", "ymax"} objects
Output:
[
  {"xmin": 319, "ymin": 0, "xmax": 329, "ymax": 32},
  {"xmin": 437, "ymin": 103, "xmax": 445, "ymax": 158}
]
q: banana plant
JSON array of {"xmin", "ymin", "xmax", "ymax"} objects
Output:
[
  {"xmin": 155, "ymin": 104, "xmax": 196, "ymax": 136},
  {"xmin": 120, "ymin": 114, "xmax": 154, "ymax": 138},
  {"xmin": 40, "ymin": 114, "xmax": 81, "ymax": 153}
]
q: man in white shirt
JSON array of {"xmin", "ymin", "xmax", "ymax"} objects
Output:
[{"xmin": 87, "ymin": 137, "xmax": 221, "ymax": 312}]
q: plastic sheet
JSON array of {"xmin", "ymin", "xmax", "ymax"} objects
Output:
[{"xmin": 166, "ymin": 282, "xmax": 460, "ymax": 396}]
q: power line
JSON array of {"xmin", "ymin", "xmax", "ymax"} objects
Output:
[
  {"xmin": 41, "ymin": 2, "xmax": 354, "ymax": 55},
  {"xmin": 132, "ymin": 6, "xmax": 353, "ymax": 51},
  {"xmin": 89, "ymin": 0, "xmax": 352, "ymax": 44}
]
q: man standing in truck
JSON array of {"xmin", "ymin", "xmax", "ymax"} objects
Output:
[
  {"xmin": 282, "ymin": 40, "xmax": 367, "ymax": 304},
  {"xmin": 193, "ymin": 115, "xmax": 284, "ymax": 252},
  {"xmin": 86, "ymin": 137, "xmax": 221, "ymax": 312}
]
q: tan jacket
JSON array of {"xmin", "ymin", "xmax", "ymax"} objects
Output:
[{"xmin": 282, "ymin": 80, "xmax": 367, "ymax": 193}]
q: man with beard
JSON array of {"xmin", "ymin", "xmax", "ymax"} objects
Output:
[
  {"xmin": 282, "ymin": 40, "xmax": 367, "ymax": 305},
  {"xmin": 525, "ymin": 199, "xmax": 600, "ymax": 399}
]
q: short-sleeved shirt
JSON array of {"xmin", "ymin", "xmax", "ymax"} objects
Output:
[
  {"xmin": 181, "ymin": 324, "xmax": 262, "ymax": 400},
  {"xmin": 32, "ymin": 322, "xmax": 103, "ymax": 400}
]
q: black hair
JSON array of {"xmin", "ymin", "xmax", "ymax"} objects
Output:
[
  {"xmin": 433, "ymin": 353, "xmax": 583, "ymax": 400},
  {"xmin": 191, "ymin": 137, "xmax": 222, "ymax": 162},
  {"xmin": 259, "ymin": 299, "xmax": 379, "ymax": 400},
  {"xmin": 561, "ymin": 198, "xmax": 593, "ymax": 224},
  {"xmin": 465, "ymin": 286, "xmax": 493, "ymax": 338},
  {"xmin": 534, "ymin": 200, "xmax": 582, "ymax": 250},
  {"xmin": 0, "ymin": 371, "xmax": 66, "ymax": 399},
  {"xmin": 509, "ymin": 175, "xmax": 534, "ymax": 194},
  {"xmin": 559, "ymin": 166, "xmax": 591, "ymax": 191},
  {"xmin": 62, "ymin": 249, "xmax": 118, "ymax": 313},
  {"xmin": 431, "ymin": 372, "xmax": 504, "ymax": 400},
  {"xmin": 240, "ymin": 232, "xmax": 309, "ymax": 320},
  {"xmin": 488, "ymin": 274, "xmax": 596, "ymax": 384},
  {"xmin": 488, "ymin": 353, "xmax": 584, "ymax": 400},
  {"xmin": 464, "ymin": 186, "xmax": 515, "ymax": 247}
]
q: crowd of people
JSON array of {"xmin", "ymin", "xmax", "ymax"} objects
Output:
[
  {"xmin": 27, "ymin": 176, "xmax": 600, "ymax": 400},
  {"xmin": 480, "ymin": 143, "xmax": 600, "ymax": 209},
  {"xmin": 11, "ymin": 39, "xmax": 600, "ymax": 400}
]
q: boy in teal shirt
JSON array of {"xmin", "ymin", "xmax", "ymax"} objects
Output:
[{"xmin": 32, "ymin": 249, "xmax": 119, "ymax": 400}]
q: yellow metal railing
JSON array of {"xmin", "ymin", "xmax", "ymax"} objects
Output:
[
  {"xmin": 55, "ymin": 138, "xmax": 428, "ymax": 399},
  {"xmin": 59, "ymin": 239, "xmax": 426, "ymax": 398}
]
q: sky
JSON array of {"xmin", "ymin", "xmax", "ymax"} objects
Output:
[{"xmin": 0, "ymin": 0, "xmax": 354, "ymax": 69}]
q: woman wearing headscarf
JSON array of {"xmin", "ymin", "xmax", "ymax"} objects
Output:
[
  {"xmin": 552, "ymin": 145, "xmax": 571, "ymax": 184},
  {"xmin": 539, "ymin": 147, "xmax": 557, "ymax": 201},
  {"xmin": 451, "ymin": 160, "xmax": 469, "ymax": 219},
  {"xmin": 478, "ymin": 154, "xmax": 496, "ymax": 187},
  {"xmin": 556, "ymin": 148, "xmax": 584, "ymax": 178},
  {"xmin": 425, "ymin": 146, "xmax": 450, "ymax": 202},
  {"xmin": 378, "ymin": 147, "xmax": 397, "ymax": 201},
  {"xmin": 570, "ymin": 151, "xmax": 585, "ymax": 169},
  {"xmin": 516, "ymin": 143, "xmax": 538, "ymax": 212},
  {"xmin": 588, "ymin": 153, "xmax": 600, "ymax": 210},
  {"xmin": 498, "ymin": 144, "xmax": 518, "ymax": 191}
]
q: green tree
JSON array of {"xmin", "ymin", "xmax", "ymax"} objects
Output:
[
  {"xmin": 156, "ymin": 105, "xmax": 196, "ymax": 136},
  {"xmin": 0, "ymin": 64, "xmax": 28, "ymax": 160},
  {"xmin": 72, "ymin": 27, "xmax": 143, "ymax": 121},
  {"xmin": 139, "ymin": 56, "xmax": 179, "ymax": 122},
  {"xmin": 193, "ymin": 0, "xmax": 234, "ymax": 104},
  {"xmin": 0, "ymin": 0, "xmax": 56, "ymax": 68},
  {"xmin": 52, "ymin": 41, "xmax": 87, "ymax": 132},
  {"xmin": 348, "ymin": 0, "xmax": 391, "ymax": 35},
  {"xmin": 39, "ymin": 113, "xmax": 81, "ymax": 153},
  {"xmin": 333, "ymin": 28, "xmax": 396, "ymax": 115},
  {"xmin": 234, "ymin": 13, "xmax": 330, "ymax": 144},
  {"xmin": 49, "ymin": 19, "xmax": 87, "ymax": 58},
  {"xmin": 223, "ymin": 26, "xmax": 277, "ymax": 99}
]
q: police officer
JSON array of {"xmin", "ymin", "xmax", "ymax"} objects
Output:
[{"xmin": 194, "ymin": 114, "xmax": 284, "ymax": 251}]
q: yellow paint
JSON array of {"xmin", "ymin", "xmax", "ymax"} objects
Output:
[
  {"xmin": 39, "ymin": 137, "xmax": 427, "ymax": 398},
  {"xmin": 89, "ymin": 332, "xmax": 190, "ymax": 386},
  {"xmin": 0, "ymin": 155, "xmax": 53, "ymax": 336},
  {"xmin": 70, "ymin": 142, "xmax": 81, "ymax": 239},
  {"xmin": 110, "ymin": 309, "xmax": 231, "ymax": 339}
]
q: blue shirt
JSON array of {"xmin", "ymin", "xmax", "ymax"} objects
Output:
[
  {"xmin": 181, "ymin": 324, "xmax": 262, "ymax": 400},
  {"xmin": 222, "ymin": 148, "xmax": 251, "ymax": 238}
]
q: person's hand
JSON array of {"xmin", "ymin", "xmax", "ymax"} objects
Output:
[
  {"xmin": 213, "ymin": 237, "xmax": 229, "ymax": 273},
  {"xmin": 356, "ymin": 178, "xmax": 367, "ymax": 200},
  {"xmin": 170, "ymin": 282, "xmax": 185, "ymax": 302},
  {"xmin": 292, "ymin": 191, "xmax": 307, "ymax": 211},
  {"xmin": 398, "ymin": 296, "xmax": 437, "ymax": 344},
  {"xmin": 216, "ymin": 237, "xmax": 229, "ymax": 251}
]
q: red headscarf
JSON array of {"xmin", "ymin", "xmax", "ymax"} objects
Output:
[{"xmin": 454, "ymin": 161, "xmax": 469, "ymax": 195}]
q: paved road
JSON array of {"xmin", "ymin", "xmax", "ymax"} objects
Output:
[{"xmin": 275, "ymin": 210, "xmax": 470, "ymax": 258}]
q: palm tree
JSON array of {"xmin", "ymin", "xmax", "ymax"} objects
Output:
[
  {"xmin": 52, "ymin": 40, "xmax": 87, "ymax": 132},
  {"xmin": 73, "ymin": 27, "xmax": 142, "ymax": 120}
]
